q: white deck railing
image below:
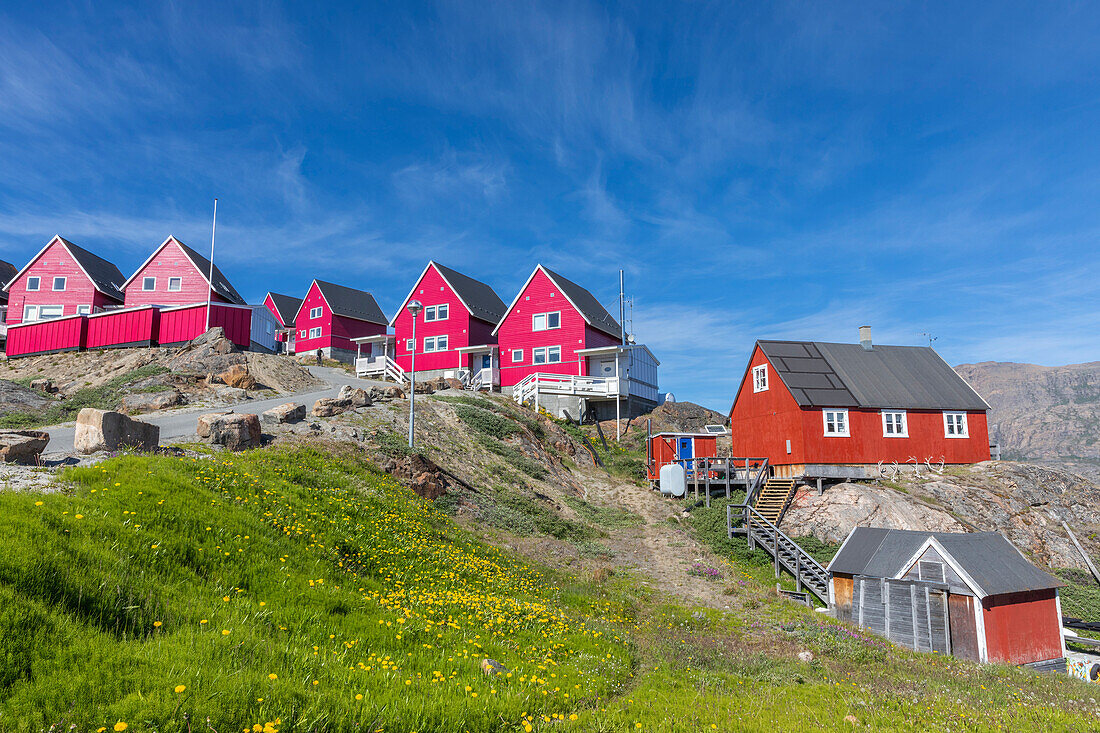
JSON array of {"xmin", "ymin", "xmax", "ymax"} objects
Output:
[
  {"xmin": 513, "ymin": 373, "xmax": 621, "ymax": 406},
  {"xmin": 355, "ymin": 355, "xmax": 407, "ymax": 383}
]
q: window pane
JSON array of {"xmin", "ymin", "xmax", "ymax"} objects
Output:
[
  {"xmin": 549, "ymin": 346, "xmax": 560, "ymax": 362},
  {"xmin": 53, "ymin": 277, "xmax": 65, "ymax": 290},
  {"xmin": 533, "ymin": 314, "xmax": 545, "ymax": 331},
  {"xmin": 438, "ymin": 305, "xmax": 448, "ymax": 319},
  {"xmin": 548, "ymin": 312, "xmax": 559, "ymax": 328},
  {"xmin": 27, "ymin": 277, "xmax": 39, "ymax": 290},
  {"xmin": 143, "ymin": 277, "xmax": 155, "ymax": 290},
  {"xmin": 438, "ymin": 336, "xmax": 448, "ymax": 350}
]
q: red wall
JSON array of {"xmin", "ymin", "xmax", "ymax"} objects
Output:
[
  {"xmin": 263, "ymin": 293, "xmax": 288, "ymax": 326},
  {"xmin": 5, "ymin": 315, "xmax": 86, "ymax": 356},
  {"xmin": 496, "ymin": 269, "xmax": 619, "ymax": 386},
  {"xmin": 294, "ymin": 282, "xmax": 385, "ymax": 354},
  {"xmin": 728, "ymin": 345, "xmax": 990, "ymax": 466},
  {"xmin": 86, "ymin": 307, "xmax": 159, "ymax": 349},
  {"xmin": 982, "ymin": 590, "xmax": 1063, "ymax": 664},
  {"xmin": 5, "ymin": 239, "xmax": 121, "ymax": 324},
  {"xmin": 158, "ymin": 304, "xmax": 251, "ymax": 348},
  {"xmin": 393, "ymin": 264, "xmax": 488, "ymax": 372},
  {"xmin": 647, "ymin": 435, "xmax": 719, "ymax": 480},
  {"xmin": 124, "ymin": 239, "xmax": 229, "ymax": 308}
]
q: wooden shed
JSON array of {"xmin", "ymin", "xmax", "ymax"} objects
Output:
[
  {"xmin": 828, "ymin": 527, "xmax": 1066, "ymax": 666},
  {"xmin": 646, "ymin": 432, "xmax": 719, "ymax": 481}
]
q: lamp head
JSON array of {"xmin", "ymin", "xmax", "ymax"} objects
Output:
[{"xmin": 407, "ymin": 299, "xmax": 423, "ymax": 316}]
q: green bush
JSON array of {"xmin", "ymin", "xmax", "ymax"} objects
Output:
[
  {"xmin": 484, "ymin": 440, "xmax": 548, "ymax": 479},
  {"xmin": 454, "ymin": 405, "xmax": 520, "ymax": 439}
]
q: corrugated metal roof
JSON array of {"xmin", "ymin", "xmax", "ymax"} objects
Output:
[
  {"xmin": 432, "ymin": 262, "xmax": 507, "ymax": 325},
  {"xmin": 541, "ymin": 266, "xmax": 622, "ymax": 339},
  {"xmin": 265, "ymin": 292, "xmax": 302, "ymax": 326},
  {"xmin": 829, "ymin": 528, "xmax": 1063, "ymax": 597},
  {"xmin": 759, "ymin": 340, "xmax": 989, "ymax": 411},
  {"xmin": 315, "ymin": 280, "xmax": 387, "ymax": 325}
]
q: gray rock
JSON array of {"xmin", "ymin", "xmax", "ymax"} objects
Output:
[
  {"xmin": 196, "ymin": 412, "xmax": 261, "ymax": 450},
  {"xmin": 216, "ymin": 386, "xmax": 250, "ymax": 401},
  {"xmin": 262, "ymin": 403, "xmax": 306, "ymax": 425},
  {"xmin": 197, "ymin": 411, "xmax": 234, "ymax": 438},
  {"xmin": 74, "ymin": 409, "xmax": 159, "ymax": 454},
  {"xmin": 0, "ymin": 379, "xmax": 52, "ymax": 416},
  {"xmin": 383, "ymin": 386, "xmax": 406, "ymax": 400},
  {"xmin": 338, "ymin": 385, "xmax": 372, "ymax": 407},
  {"xmin": 30, "ymin": 378, "xmax": 57, "ymax": 393},
  {"xmin": 122, "ymin": 390, "xmax": 181, "ymax": 413},
  {"xmin": 312, "ymin": 397, "xmax": 351, "ymax": 417},
  {"xmin": 0, "ymin": 430, "xmax": 49, "ymax": 463}
]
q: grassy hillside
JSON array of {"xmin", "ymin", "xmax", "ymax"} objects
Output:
[{"xmin": 0, "ymin": 445, "xmax": 1097, "ymax": 731}]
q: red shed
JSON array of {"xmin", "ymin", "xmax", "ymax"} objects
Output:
[
  {"xmin": 293, "ymin": 280, "xmax": 388, "ymax": 363},
  {"xmin": 2, "ymin": 235, "xmax": 124, "ymax": 325},
  {"xmin": 646, "ymin": 432, "xmax": 720, "ymax": 481},
  {"xmin": 828, "ymin": 528, "xmax": 1066, "ymax": 666},
  {"xmin": 5, "ymin": 313, "xmax": 87, "ymax": 357},
  {"xmin": 122, "ymin": 235, "xmax": 246, "ymax": 308},
  {"xmin": 86, "ymin": 306, "xmax": 160, "ymax": 350},
  {"xmin": 729, "ymin": 329, "xmax": 991, "ymax": 480},
  {"xmin": 390, "ymin": 261, "xmax": 507, "ymax": 387}
]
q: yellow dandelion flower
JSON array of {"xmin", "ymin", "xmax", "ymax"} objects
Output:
[
  {"xmin": 175, "ymin": 684, "xmax": 186, "ymax": 693},
  {"xmin": 114, "ymin": 723, "xmax": 128, "ymax": 732},
  {"xmin": 153, "ymin": 621, "xmax": 162, "ymax": 628},
  {"xmin": 35, "ymin": 501, "xmax": 43, "ymax": 506},
  {"xmin": 268, "ymin": 673, "xmax": 278, "ymax": 680}
]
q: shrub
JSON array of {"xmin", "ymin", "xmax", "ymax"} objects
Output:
[
  {"xmin": 454, "ymin": 405, "xmax": 520, "ymax": 439},
  {"xmin": 484, "ymin": 440, "xmax": 548, "ymax": 479}
]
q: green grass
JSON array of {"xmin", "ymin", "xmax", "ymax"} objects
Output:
[
  {"xmin": 454, "ymin": 405, "xmax": 521, "ymax": 440},
  {"xmin": 483, "ymin": 439, "xmax": 549, "ymax": 479},
  {"xmin": 562, "ymin": 496, "xmax": 642, "ymax": 529},
  {"xmin": 0, "ymin": 366, "xmax": 171, "ymax": 428}
]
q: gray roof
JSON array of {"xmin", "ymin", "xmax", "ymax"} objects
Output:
[
  {"xmin": 758, "ymin": 340, "xmax": 989, "ymax": 411},
  {"xmin": 175, "ymin": 240, "xmax": 245, "ymax": 305},
  {"xmin": 432, "ymin": 262, "xmax": 507, "ymax": 324},
  {"xmin": 314, "ymin": 280, "xmax": 387, "ymax": 324},
  {"xmin": 61, "ymin": 238, "xmax": 126, "ymax": 302},
  {"xmin": 828, "ymin": 527, "xmax": 1063, "ymax": 597},
  {"xmin": 265, "ymin": 292, "xmax": 302, "ymax": 326},
  {"xmin": 542, "ymin": 266, "xmax": 621, "ymax": 338},
  {"xmin": 0, "ymin": 259, "xmax": 16, "ymax": 302}
]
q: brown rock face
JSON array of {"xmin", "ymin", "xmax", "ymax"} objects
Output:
[
  {"xmin": 444, "ymin": 378, "xmax": 466, "ymax": 391},
  {"xmin": 382, "ymin": 453, "xmax": 449, "ymax": 500},
  {"xmin": 0, "ymin": 430, "xmax": 50, "ymax": 463},
  {"xmin": 196, "ymin": 412, "xmax": 262, "ymax": 450},
  {"xmin": 383, "ymin": 386, "xmax": 406, "ymax": 400},
  {"xmin": 219, "ymin": 364, "xmax": 257, "ymax": 390},
  {"xmin": 312, "ymin": 398, "xmax": 352, "ymax": 417},
  {"xmin": 74, "ymin": 409, "xmax": 159, "ymax": 453}
]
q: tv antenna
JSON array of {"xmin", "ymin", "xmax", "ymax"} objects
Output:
[{"xmin": 921, "ymin": 332, "xmax": 937, "ymax": 348}]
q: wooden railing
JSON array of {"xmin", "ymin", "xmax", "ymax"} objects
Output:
[
  {"xmin": 727, "ymin": 503, "xmax": 830, "ymax": 604},
  {"xmin": 672, "ymin": 457, "xmax": 769, "ymax": 507},
  {"xmin": 513, "ymin": 373, "xmax": 621, "ymax": 406}
]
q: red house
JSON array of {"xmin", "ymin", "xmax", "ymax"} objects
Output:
[
  {"xmin": 294, "ymin": 280, "xmax": 387, "ymax": 363},
  {"xmin": 122, "ymin": 235, "xmax": 246, "ymax": 308},
  {"xmin": 728, "ymin": 328, "xmax": 991, "ymax": 480},
  {"xmin": 263, "ymin": 292, "xmax": 303, "ymax": 354},
  {"xmin": 828, "ymin": 528, "xmax": 1066, "ymax": 666},
  {"xmin": 389, "ymin": 261, "xmax": 506, "ymax": 387},
  {"xmin": 2, "ymin": 236, "xmax": 125, "ymax": 325}
]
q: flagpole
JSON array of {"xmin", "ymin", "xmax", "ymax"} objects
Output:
[{"xmin": 205, "ymin": 198, "xmax": 218, "ymax": 331}]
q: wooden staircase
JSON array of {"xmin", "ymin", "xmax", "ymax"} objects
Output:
[
  {"xmin": 752, "ymin": 478, "xmax": 798, "ymax": 526},
  {"xmin": 728, "ymin": 503, "xmax": 830, "ymax": 604}
]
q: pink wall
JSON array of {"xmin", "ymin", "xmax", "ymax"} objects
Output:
[
  {"xmin": 294, "ymin": 282, "xmax": 385, "ymax": 354},
  {"xmin": 5, "ymin": 239, "xmax": 120, "ymax": 324},
  {"xmin": 5, "ymin": 315, "xmax": 86, "ymax": 357},
  {"xmin": 263, "ymin": 293, "xmax": 288, "ymax": 326},
  {"xmin": 124, "ymin": 238, "xmax": 230, "ymax": 308},
  {"xmin": 158, "ymin": 304, "xmax": 251, "ymax": 348},
  {"xmin": 496, "ymin": 269, "xmax": 619, "ymax": 387},
  {"xmin": 86, "ymin": 307, "xmax": 159, "ymax": 349},
  {"xmin": 393, "ymin": 264, "xmax": 495, "ymax": 372}
]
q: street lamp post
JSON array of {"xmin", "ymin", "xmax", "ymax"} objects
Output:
[{"xmin": 407, "ymin": 300, "xmax": 422, "ymax": 449}]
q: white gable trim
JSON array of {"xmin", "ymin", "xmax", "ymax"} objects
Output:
[
  {"xmin": 893, "ymin": 536, "xmax": 987, "ymax": 598},
  {"xmin": 291, "ymin": 280, "xmax": 329, "ymax": 324},
  {"xmin": 491, "ymin": 265, "xmax": 599, "ymax": 337},
  {"xmin": 387, "ymin": 261, "xmax": 479, "ymax": 327},
  {"xmin": 4, "ymin": 235, "xmax": 112, "ymax": 297}
]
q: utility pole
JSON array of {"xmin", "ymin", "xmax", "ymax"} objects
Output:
[
  {"xmin": 407, "ymin": 300, "xmax": 422, "ymax": 448},
  {"xmin": 205, "ymin": 198, "xmax": 218, "ymax": 331}
]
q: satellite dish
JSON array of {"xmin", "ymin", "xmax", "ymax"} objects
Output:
[
  {"xmin": 627, "ymin": 333, "xmax": 636, "ymax": 344},
  {"xmin": 661, "ymin": 392, "xmax": 676, "ymax": 404}
]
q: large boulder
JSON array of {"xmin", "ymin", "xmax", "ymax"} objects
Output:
[
  {"xmin": 196, "ymin": 411, "xmax": 262, "ymax": 451},
  {"xmin": 384, "ymin": 386, "xmax": 406, "ymax": 400},
  {"xmin": 312, "ymin": 397, "xmax": 351, "ymax": 417},
  {"xmin": 262, "ymin": 403, "xmax": 306, "ymax": 425},
  {"xmin": 337, "ymin": 385, "xmax": 372, "ymax": 407},
  {"xmin": 413, "ymin": 381, "xmax": 435, "ymax": 395},
  {"xmin": 219, "ymin": 364, "xmax": 257, "ymax": 390},
  {"xmin": 0, "ymin": 430, "xmax": 49, "ymax": 463},
  {"xmin": 122, "ymin": 389, "xmax": 182, "ymax": 413},
  {"xmin": 74, "ymin": 409, "xmax": 160, "ymax": 454}
]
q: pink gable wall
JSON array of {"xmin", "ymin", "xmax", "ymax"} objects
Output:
[
  {"xmin": 393, "ymin": 264, "xmax": 494, "ymax": 372},
  {"xmin": 496, "ymin": 269, "xmax": 618, "ymax": 387},
  {"xmin": 294, "ymin": 281, "xmax": 384, "ymax": 354},
  {"xmin": 4, "ymin": 239, "xmax": 120, "ymax": 325},
  {"xmin": 263, "ymin": 293, "xmax": 287, "ymax": 326},
  {"xmin": 124, "ymin": 239, "xmax": 229, "ymax": 308}
]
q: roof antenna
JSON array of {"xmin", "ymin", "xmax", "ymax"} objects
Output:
[
  {"xmin": 205, "ymin": 198, "xmax": 218, "ymax": 331},
  {"xmin": 921, "ymin": 331, "xmax": 937, "ymax": 349},
  {"xmin": 618, "ymin": 269, "xmax": 626, "ymax": 346}
]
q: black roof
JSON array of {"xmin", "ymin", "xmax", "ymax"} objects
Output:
[
  {"xmin": 265, "ymin": 292, "xmax": 302, "ymax": 326},
  {"xmin": 175, "ymin": 240, "xmax": 246, "ymax": 305},
  {"xmin": 541, "ymin": 266, "xmax": 621, "ymax": 338},
  {"xmin": 828, "ymin": 527, "xmax": 1063, "ymax": 598},
  {"xmin": 431, "ymin": 262, "xmax": 507, "ymax": 325},
  {"xmin": 314, "ymin": 280, "xmax": 387, "ymax": 324},
  {"xmin": 60, "ymin": 238, "xmax": 126, "ymax": 302},
  {"xmin": 0, "ymin": 259, "xmax": 16, "ymax": 302},
  {"xmin": 758, "ymin": 340, "xmax": 989, "ymax": 411}
]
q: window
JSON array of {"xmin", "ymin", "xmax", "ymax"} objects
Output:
[
  {"xmin": 39, "ymin": 305, "xmax": 64, "ymax": 319},
  {"xmin": 52, "ymin": 277, "xmax": 66, "ymax": 291},
  {"xmin": 511, "ymin": 349, "xmax": 523, "ymax": 363},
  {"xmin": 424, "ymin": 304, "xmax": 449, "ymax": 322},
  {"xmin": 424, "ymin": 335, "xmax": 449, "ymax": 352},
  {"xmin": 142, "ymin": 277, "xmax": 156, "ymax": 291},
  {"xmin": 533, "ymin": 346, "xmax": 562, "ymax": 365},
  {"xmin": 26, "ymin": 276, "xmax": 40, "ymax": 291},
  {"xmin": 752, "ymin": 364, "xmax": 768, "ymax": 392},
  {"xmin": 168, "ymin": 277, "xmax": 182, "ymax": 291},
  {"xmin": 23, "ymin": 305, "xmax": 38, "ymax": 321},
  {"xmin": 309, "ymin": 306, "xmax": 323, "ymax": 319},
  {"xmin": 823, "ymin": 408, "xmax": 849, "ymax": 436},
  {"xmin": 308, "ymin": 327, "xmax": 322, "ymax": 339},
  {"xmin": 407, "ymin": 339, "xmax": 414, "ymax": 352},
  {"xmin": 882, "ymin": 410, "xmax": 908, "ymax": 437},
  {"xmin": 532, "ymin": 311, "xmax": 561, "ymax": 331},
  {"xmin": 944, "ymin": 412, "xmax": 968, "ymax": 438},
  {"xmin": 300, "ymin": 330, "xmax": 307, "ymax": 338},
  {"xmin": 77, "ymin": 305, "xmax": 91, "ymax": 315}
]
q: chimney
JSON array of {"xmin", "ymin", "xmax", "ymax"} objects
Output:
[{"xmin": 859, "ymin": 325, "xmax": 873, "ymax": 351}]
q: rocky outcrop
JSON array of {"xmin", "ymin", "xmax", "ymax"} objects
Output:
[
  {"xmin": 382, "ymin": 453, "xmax": 449, "ymax": 500},
  {"xmin": 0, "ymin": 380, "xmax": 53, "ymax": 418},
  {"xmin": 312, "ymin": 398, "xmax": 351, "ymax": 417},
  {"xmin": 197, "ymin": 411, "xmax": 261, "ymax": 450},
  {"xmin": 122, "ymin": 389, "xmax": 182, "ymax": 413},
  {"xmin": 384, "ymin": 386, "xmax": 406, "ymax": 400},
  {"xmin": 29, "ymin": 378, "xmax": 57, "ymax": 394},
  {"xmin": 262, "ymin": 403, "xmax": 306, "ymax": 425},
  {"xmin": 0, "ymin": 430, "xmax": 49, "ymax": 463},
  {"xmin": 74, "ymin": 409, "xmax": 159, "ymax": 453}
]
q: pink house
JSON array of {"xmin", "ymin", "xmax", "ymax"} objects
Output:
[
  {"xmin": 294, "ymin": 280, "xmax": 388, "ymax": 363},
  {"xmin": 389, "ymin": 261, "xmax": 506, "ymax": 386},
  {"xmin": 263, "ymin": 292, "xmax": 303, "ymax": 354},
  {"xmin": 122, "ymin": 236, "xmax": 246, "ymax": 308},
  {"xmin": 2, "ymin": 236, "xmax": 125, "ymax": 325}
]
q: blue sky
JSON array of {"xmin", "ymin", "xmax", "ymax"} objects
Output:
[{"xmin": 2, "ymin": 2, "xmax": 1100, "ymax": 410}]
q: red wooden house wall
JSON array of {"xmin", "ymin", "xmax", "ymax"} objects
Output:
[
  {"xmin": 982, "ymin": 589, "xmax": 1064, "ymax": 664},
  {"xmin": 4, "ymin": 238, "xmax": 121, "ymax": 325},
  {"xmin": 86, "ymin": 306, "xmax": 159, "ymax": 349},
  {"xmin": 728, "ymin": 346, "xmax": 809, "ymax": 464},
  {"xmin": 5, "ymin": 314, "xmax": 87, "ymax": 357},
  {"xmin": 392, "ymin": 264, "xmax": 491, "ymax": 373},
  {"xmin": 646, "ymin": 434, "xmax": 719, "ymax": 480},
  {"xmin": 496, "ymin": 269, "xmax": 619, "ymax": 387},
  {"xmin": 294, "ymin": 282, "xmax": 385, "ymax": 355},
  {"xmin": 123, "ymin": 237, "xmax": 231, "ymax": 308}
]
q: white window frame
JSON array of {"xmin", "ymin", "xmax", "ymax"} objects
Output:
[
  {"xmin": 944, "ymin": 412, "xmax": 969, "ymax": 438},
  {"xmin": 76, "ymin": 305, "xmax": 91, "ymax": 315},
  {"xmin": 511, "ymin": 349, "xmax": 523, "ymax": 363},
  {"xmin": 823, "ymin": 408, "xmax": 850, "ymax": 437},
  {"xmin": 39, "ymin": 304, "xmax": 64, "ymax": 319},
  {"xmin": 309, "ymin": 306, "xmax": 323, "ymax": 319},
  {"xmin": 52, "ymin": 276, "xmax": 66, "ymax": 291},
  {"xmin": 881, "ymin": 410, "xmax": 908, "ymax": 438},
  {"xmin": 300, "ymin": 329, "xmax": 307, "ymax": 338},
  {"xmin": 407, "ymin": 339, "xmax": 415, "ymax": 352},
  {"xmin": 424, "ymin": 335, "xmax": 449, "ymax": 352},
  {"xmin": 752, "ymin": 364, "xmax": 768, "ymax": 393},
  {"xmin": 142, "ymin": 276, "xmax": 156, "ymax": 291},
  {"xmin": 23, "ymin": 304, "xmax": 38, "ymax": 321},
  {"xmin": 26, "ymin": 276, "xmax": 40, "ymax": 291},
  {"xmin": 533, "ymin": 347, "xmax": 547, "ymax": 365},
  {"xmin": 424, "ymin": 304, "xmax": 449, "ymax": 322},
  {"xmin": 308, "ymin": 326, "xmax": 322, "ymax": 339},
  {"xmin": 167, "ymin": 277, "xmax": 182, "ymax": 291},
  {"xmin": 532, "ymin": 311, "xmax": 561, "ymax": 332}
]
